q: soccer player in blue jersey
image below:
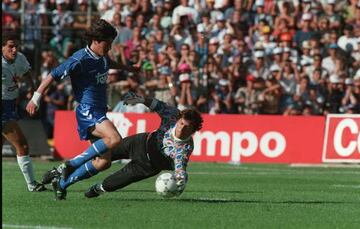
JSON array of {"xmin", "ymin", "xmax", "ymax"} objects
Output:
[
  {"xmin": 84, "ymin": 92, "xmax": 203, "ymax": 198},
  {"xmin": 2, "ymin": 32, "xmax": 46, "ymax": 192},
  {"xmin": 26, "ymin": 19, "xmax": 134, "ymax": 200}
]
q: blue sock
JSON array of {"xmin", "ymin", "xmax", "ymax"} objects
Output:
[
  {"xmin": 68, "ymin": 139, "xmax": 108, "ymax": 168},
  {"xmin": 60, "ymin": 160, "xmax": 99, "ymax": 189}
]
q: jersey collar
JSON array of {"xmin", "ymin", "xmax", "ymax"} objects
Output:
[
  {"xmin": 171, "ymin": 124, "xmax": 192, "ymax": 143},
  {"xmin": 2, "ymin": 55, "xmax": 14, "ymax": 64},
  {"xmin": 85, "ymin": 46, "xmax": 101, "ymax": 60}
]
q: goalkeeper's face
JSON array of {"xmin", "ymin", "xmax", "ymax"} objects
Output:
[
  {"xmin": 2, "ymin": 40, "xmax": 18, "ymax": 62},
  {"xmin": 175, "ymin": 118, "xmax": 194, "ymax": 140}
]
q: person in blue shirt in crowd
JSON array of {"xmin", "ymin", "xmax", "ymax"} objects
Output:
[{"xmin": 26, "ymin": 19, "xmax": 136, "ymax": 200}]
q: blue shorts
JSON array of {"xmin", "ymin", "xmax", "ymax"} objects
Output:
[
  {"xmin": 2, "ymin": 99, "xmax": 18, "ymax": 128},
  {"xmin": 75, "ymin": 103, "xmax": 108, "ymax": 140}
]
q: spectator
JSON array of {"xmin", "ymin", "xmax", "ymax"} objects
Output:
[
  {"xmin": 123, "ymin": 26, "xmax": 142, "ymax": 59},
  {"xmin": 172, "ymin": 0, "xmax": 199, "ymax": 26},
  {"xmin": 293, "ymin": 13, "xmax": 316, "ymax": 48},
  {"xmin": 279, "ymin": 60, "xmax": 299, "ymax": 113},
  {"xmin": 24, "ymin": 0, "xmax": 48, "ymax": 50},
  {"xmin": 259, "ymin": 78, "xmax": 281, "ymax": 114},
  {"xmin": 106, "ymin": 69, "xmax": 124, "ymax": 109},
  {"xmin": 325, "ymin": 74, "xmax": 345, "ymax": 114},
  {"xmin": 40, "ymin": 50, "xmax": 59, "ymax": 81},
  {"xmin": 322, "ymin": 0, "xmax": 342, "ymax": 30},
  {"xmin": 337, "ymin": 24, "xmax": 358, "ymax": 53},
  {"xmin": 274, "ymin": 1, "xmax": 295, "ymax": 29},
  {"xmin": 72, "ymin": 0, "xmax": 91, "ymax": 48},
  {"xmin": 97, "ymin": 0, "xmax": 113, "ymax": 16},
  {"xmin": 101, "ymin": 0, "xmax": 124, "ymax": 24},
  {"xmin": 322, "ymin": 43, "xmax": 338, "ymax": 75},
  {"xmin": 177, "ymin": 63, "xmax": 193, "ymax": 110},
  {"xmin": 248, "ymin": 50, "xmax": 270, "ymax": 80},
  {"xmin": 49, "ymin": 0, "xmax": 75, "ymax": 61},
  {"xmin": 145, "ymin": 66, "xmax": 176, "ymax": 107},
  {"xmin": 228, "ymin": 54, "xmax": 247, "ymax": 90},
  {"xmin": 130, "ymin": 0, "xmax": 153, "ymax": 22},
  {"xmin": 170, "ymin": 20, "xmax": 193, "ymax": 52},
  {"xmin": 111, "ymin": 15, "xmax": 133, "ymax": 62}
]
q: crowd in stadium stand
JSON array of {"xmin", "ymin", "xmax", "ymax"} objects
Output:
[{"xmin": 2, "ymin": 0, "xmax": 360, "ymax": 138}]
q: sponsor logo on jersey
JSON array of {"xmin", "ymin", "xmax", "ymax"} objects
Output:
[{"xmin": 95, "ymin": 72, "xmax": 108, "ymax": 84}]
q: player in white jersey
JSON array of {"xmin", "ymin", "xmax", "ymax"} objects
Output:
[{"xmin": 2, "ymin": 32, "xmax": 46, "ymax": 192}]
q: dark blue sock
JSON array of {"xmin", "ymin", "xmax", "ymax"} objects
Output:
[
  {"xmin": 68, "ymin": 139, "xmax": 108, "ymax": 168},
  {"xmin": 60, "ymin": 160, "xmax": 99, "ymax": 189}
]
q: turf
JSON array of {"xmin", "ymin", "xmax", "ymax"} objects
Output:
[{"xmin": 2, "ymin": 159, "xmax": 360, "ymax": 229}]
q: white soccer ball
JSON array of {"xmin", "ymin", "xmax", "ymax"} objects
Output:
[{"xmin": 155, "ymin": 172, "xmax": 178, "ymax": 198}]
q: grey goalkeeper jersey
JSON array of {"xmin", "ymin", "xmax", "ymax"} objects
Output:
[{"xmin": 2, "ymin": 52, "xmax": 31, "ymax": 100}]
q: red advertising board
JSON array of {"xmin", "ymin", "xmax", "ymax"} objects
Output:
[
  {"xmin": 192, "ymin": 115, "xmax": 325, "ymax": 163},
  {"xmin": 54, "ymin": 111, "xmax": 326, "ymax": 163},
  {"xmin": 322, "ymin": 114, "xmax": 360, "ymax": 163}
]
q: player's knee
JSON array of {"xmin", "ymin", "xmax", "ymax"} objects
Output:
[
  {"xmin": 93, "ymin": 159, "xmax": 111, "ymax": 171},
  {"xmin": 104, "ymin": 133, "xmax": 122, "ymax": 149},
  {"xmin": 16, "ymin": 143, "xmax": 29, "ymax": 156}
]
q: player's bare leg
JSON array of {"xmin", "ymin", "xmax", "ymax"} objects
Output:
[
  {"xmin": 2, "ymin": 121, "xmax": 45, "ymax": 191},
  {"xmin": 51, "ymin": 120, "xmax": 121, "ymax": 200}
]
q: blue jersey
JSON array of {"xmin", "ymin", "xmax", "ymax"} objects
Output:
[{"xmin": 51, "ymin": 46, "xmax": 109, "ymax": 108}]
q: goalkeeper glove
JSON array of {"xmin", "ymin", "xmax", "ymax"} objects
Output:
[{"xmin": 175, "ymin": 172, "xmax": 187, "ymax": 194}]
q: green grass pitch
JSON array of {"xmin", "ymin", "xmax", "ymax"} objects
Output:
[{"xmin": 2, "ymin": 159, "xmax": 360, "ymax": 229}]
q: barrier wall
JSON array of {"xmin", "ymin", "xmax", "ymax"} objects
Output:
[
  {"xmin": 2, "ymin": 120, "xmax": 51, "ymax": 156},
  {"xmin": 54, "ymin": 111, "xmax": 360, "ymax": 164}
]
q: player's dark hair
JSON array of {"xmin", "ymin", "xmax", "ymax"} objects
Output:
[
  {"xmin": 180, "ymin": 109, "xmax": 203, "ymax": 132},
  {"xmin": 84, "ymin": 19, "xmax": 117, "ymax": 45},
  {"xmin": 2, "ymin": 31, "xmax": 19, "ymax": 46}
]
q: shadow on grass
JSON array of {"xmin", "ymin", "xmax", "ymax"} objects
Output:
[
  {"xmin": 71, "ymin": 189, "xmax": 262, "ymax": 194},
  {"xmin": 90, "ymin": 195, "xmax": 356, "ymax": 205},
  {"xmin": 67, "ymin": 189, "xmax": 357, "ymax": 205}
]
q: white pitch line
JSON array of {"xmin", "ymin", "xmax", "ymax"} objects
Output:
[
  {"xmin": 2, "ymin": 224, "xmax": 73, "ymax": 229},
  {"xmin": 189, "ymin": 170, "xmax": 360, "ymax": 176},
  {"xmin": 209, "ymin": 165, "xmax": 360, "ymax": 174},
  {"xmin": 332, "ymin": 184, "xmax": 360, "ymax": 189}
]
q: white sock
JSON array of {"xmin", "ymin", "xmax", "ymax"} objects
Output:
[
  {"xmin": 17, "ymin": 155, "xmax": 36, "ymax": 191},
  {"xmin": 97, "ymin": 183, "xmax": 106, "ymax": 194}
]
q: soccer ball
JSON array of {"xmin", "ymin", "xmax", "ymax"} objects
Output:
[{"xmin": 155, "ymin": 172, "xmax": 178, "ymax": 198}]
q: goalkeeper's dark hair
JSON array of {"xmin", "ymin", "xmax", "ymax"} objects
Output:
[
  {"xmin": 84, "ymin": 19, "xmax": 117, "ymax": 45},
  {"xmin": 2, "ymin": 30, "xmax": 19, "ymax": 46},
  {"xmin": 179, "ymin": 109, "xmax": 203, "ymax": 132}
]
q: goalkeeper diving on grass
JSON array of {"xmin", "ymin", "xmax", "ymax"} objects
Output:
[
  {"xmin": 42, "ymin": 91, "xmax": 203, "ymax": 198},
  {"xmin": 84, "ymin": 92, "xmax": 203, "ymax": 198}
]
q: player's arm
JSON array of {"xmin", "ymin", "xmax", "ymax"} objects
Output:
[
  {"xmin": 122, "ymin": 92, "xmax": 179, "ymax": 119},
  {"xmin": 173, "ymin": 144, "xmax": 193, "ymax": 194},
  {"xmin": 108, "ymin": 58, "xmax": 139, "ymax": 73},
  {"xmin": 26, "ymin": 74, "xmax": 54, "ymax": 116},
  {"xmin": 27, "ymin": 57, "xmax": 80, "ymax": 116}
]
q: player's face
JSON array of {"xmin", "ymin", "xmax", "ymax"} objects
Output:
[
  {"xmin": 175, "ymin": 118, "xmax": 194, "ymax": 139},
  {"xmin": 93, "ymin": 39, "xmax": 113, "ymax": 56},
  {"xmin": 2, "ymin": 40, "xmax": 18, "ymax": 62}
]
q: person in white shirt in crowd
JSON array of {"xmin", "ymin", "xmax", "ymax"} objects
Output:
[
  {"xmin": 248, "ymin": 50, "xmax": 270, "ymax": 80},
  {"xmin": 337, "ymin": 24, "xmax": 358, "ymax": 53},
  {"xmin": 322, "ymin": 43, "xmax": 339, "ymax": 75},
  {"xmin": 171, "ymin": 0, "xmax": 199, "ymax": 25},
  {"xmin": 270, "ymin": 47, "xmax": 283, "ymax": 67},
  {"xmin": 101, "ymin": 0, "xmax": 127, "ymax": 24},
  {"xmin": 210, "ymin": 12, "xmax": 228, "ymax": 44}
]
